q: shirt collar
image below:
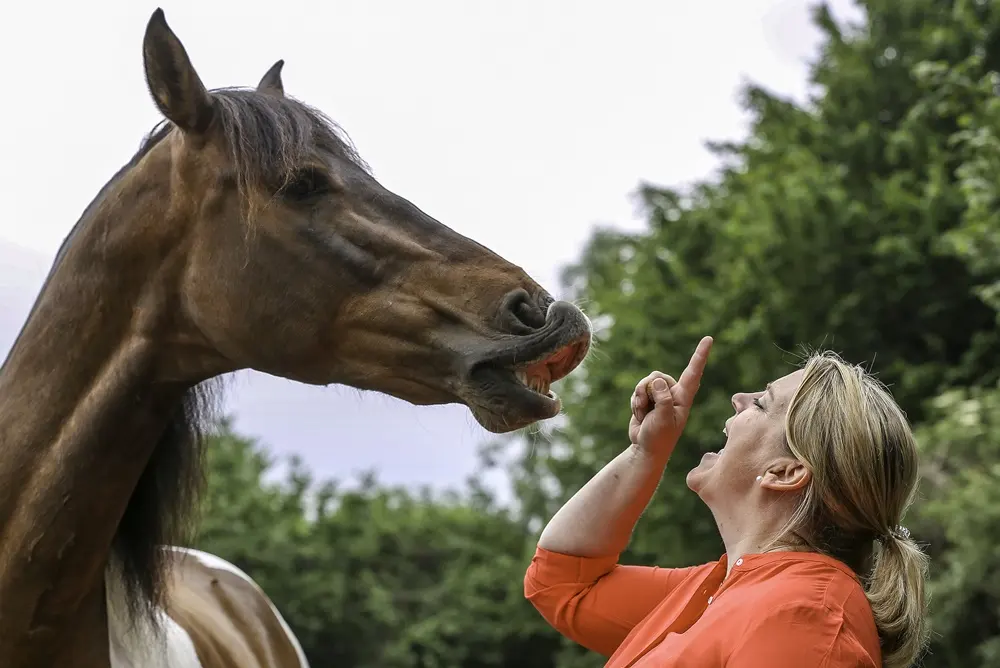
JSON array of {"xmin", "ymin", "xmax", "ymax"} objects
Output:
[{"xmin": 719, "ymin": 550, "xmax": 860, "ymax": 581}]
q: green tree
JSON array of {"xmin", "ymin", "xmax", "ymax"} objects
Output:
[
  {"xmin": 504, "ymin": 2, "xmax": 1000, "ymax": 665},
  {"xmin": 912, "ymin": 386, "xmax": 1000, "ymax": 666},
  {"xmin": 194, "ymin": 419, "xmax": 564, "ymax": 667}
]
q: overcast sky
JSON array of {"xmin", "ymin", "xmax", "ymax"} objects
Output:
[{"xmin": 0, "ymin": 0, "xmax": 862, "ymax": 495}]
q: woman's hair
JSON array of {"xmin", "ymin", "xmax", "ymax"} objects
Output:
[{"xmin": 777, "ymin": 351, "xmax": 930, "ymax": 668}]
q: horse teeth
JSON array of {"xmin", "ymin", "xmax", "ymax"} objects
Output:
[{"xmin": 515, "ymin": 371, "xmax": 551, "ymax": 396}]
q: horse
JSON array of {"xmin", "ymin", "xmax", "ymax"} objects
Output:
[{"xmin": 0, "ymin": 9, "xmax": 591, "ymax": 667}]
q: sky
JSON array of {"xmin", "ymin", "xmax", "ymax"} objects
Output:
[{"xmin": 0, "ymin": 0, "xmax": 862, "ymax": 495}]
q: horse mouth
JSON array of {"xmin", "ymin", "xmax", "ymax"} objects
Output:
[
  {"xmin": 464, "ymin": 333, "xmax": 591, "ymax": 434},
  {"xmin": 511, "ymin": 338, "xmax": 587, "ymax": 401}
]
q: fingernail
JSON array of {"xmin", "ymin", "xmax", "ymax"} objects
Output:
[{"xmin": 652, "ymin": 378, "xmax": 667, "ymax": 391}]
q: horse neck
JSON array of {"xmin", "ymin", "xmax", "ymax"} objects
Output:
[{"xmin": 0, "ymin": 197, "xmax": 193, "ymax": 663}]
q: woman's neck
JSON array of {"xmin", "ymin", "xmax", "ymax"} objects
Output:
[{"xmin": 714, "ymin": 504, "xmax": 808, "ymax": 576}]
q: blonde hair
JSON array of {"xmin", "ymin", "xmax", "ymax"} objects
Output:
[{"xmin": 778, "ymin": 351, "xmax": 930, "ymax": 668}]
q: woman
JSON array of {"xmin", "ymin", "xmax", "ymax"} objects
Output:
[{"xmin": 524, "ymin": 337, "xmax": 929, "ymax": 668}]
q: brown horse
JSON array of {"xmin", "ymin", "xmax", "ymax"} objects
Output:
[{"xmin": 0, "ymin": 9, "xmax": 590, "ymax": 668}]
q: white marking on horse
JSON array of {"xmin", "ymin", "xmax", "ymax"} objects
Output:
[
  {"xmin": 106, "ymin": 562, "xmax": 203, "ymax": 668},
  {"xmin": 169, "ymin": 547, "xmax": 311, "ymax": 668}
]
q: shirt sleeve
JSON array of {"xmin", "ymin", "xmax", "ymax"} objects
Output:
[
  {"xmin": 726, "ymin": 602, "xmax": 879, "ymax": 668},
  {"xmin": 523, "ymin": 545, "xmax": 700, "ymax": 657}
]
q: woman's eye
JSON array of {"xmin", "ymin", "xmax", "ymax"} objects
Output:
[
  {"xmin": 753, "ymin": 398, "xmax": 764, "ymax": 410},
  {"xmin": 280, "ymin": 168, "xmax": 331, "ymax": 201}
]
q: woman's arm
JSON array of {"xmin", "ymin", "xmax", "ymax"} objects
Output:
[
  {"xmin": 537, "ymin": 443, "xmax": 669, "ymax": 557},
  {"xmin": 524, "ymin": 338, "xmax": 714, "ymax": 656},
  {"xmin": 540, "ymin": 336, "xmax": 712, "ymax": 556},
  {"xmin": 525, "ymin": 444, "xmax": 689, "ymax": 658},
  {"xmin": 524, "ymin": 545, "xmax": 703, "ymax": 657}
]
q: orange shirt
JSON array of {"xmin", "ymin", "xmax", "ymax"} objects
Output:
[{"xmin": 524, "ymin": 546, "xmax": 881, "ymax": 667}]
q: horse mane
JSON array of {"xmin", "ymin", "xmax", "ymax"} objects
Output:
[
  {"xmin": 111, "ymin": 379, "xmax": 221, "ymax": 626},
  {"xmin": 82, "ymin": 86, "xmax": 367, "ymax": 624}
]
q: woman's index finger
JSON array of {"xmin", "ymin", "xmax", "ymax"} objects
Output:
[{"xmin": 676, "ymin": 336, "xmax": 713, "ymax": 401}]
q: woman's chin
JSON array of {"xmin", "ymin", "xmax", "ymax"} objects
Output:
[
  {"xmin": 685, "ymin": 466, "xmax": 707, "ymax": 493},
  {"xmin": 686, "ymin": 452, "xmax": 721, "ymax": 493}
]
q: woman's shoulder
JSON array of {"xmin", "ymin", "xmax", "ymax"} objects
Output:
[
  {"xmin": 687, "ymin": 552, "xmax": 882, "ymax": 666},
  {"xmin": 733, "ymin": 551, "xmax": 878, "ymax": 646}
]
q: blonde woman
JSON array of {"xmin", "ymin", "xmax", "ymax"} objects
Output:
[{"xmin": 525, "ymin": 337, "xmax": 929, "ymax": 668}]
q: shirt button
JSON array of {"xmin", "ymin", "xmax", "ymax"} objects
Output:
[
  {"xmin": 735, "ymin": 558, "xmax": 744, "ymax": 566},
  {"xmin": 707, "ymin": 596, "xmax": 714, "ymax": 604}
]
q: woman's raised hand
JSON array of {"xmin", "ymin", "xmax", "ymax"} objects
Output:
[{"xmin": 628, "ymin": 336, "xmax": 713, "ymax": 457}]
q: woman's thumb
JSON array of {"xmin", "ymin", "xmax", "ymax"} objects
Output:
[{"xmin": 650, "ymin": 377, "xmax": 674, "ymax": 405}]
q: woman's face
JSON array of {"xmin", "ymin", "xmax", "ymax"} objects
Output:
[{"xmin": 686, "ymin": 369, "xmax": 804, "ymax": 505}]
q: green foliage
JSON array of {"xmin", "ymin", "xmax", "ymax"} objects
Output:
[
  {"xmin": 194, "ymin": 1, "xmax": 1000, "ymax": 666},
  {"xmin": 912, "ymin": 386, "xmax": 1000, "ymax": 666},
  {"xmin": 194, "ymin": 422, "xmax": 562, "ymax": 667},
  {"xmin": 506, "ymin": 0, "xmax": 1000, "ymax": 664}
]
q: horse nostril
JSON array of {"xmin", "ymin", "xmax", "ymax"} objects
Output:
[{"xmin": 501, "ymin": 289, "xmax": 546, "ymax": 331}]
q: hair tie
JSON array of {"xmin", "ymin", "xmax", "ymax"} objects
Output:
[{"xmin": 878, "ymin": 525, "xmax": 910, "ymax": 543}]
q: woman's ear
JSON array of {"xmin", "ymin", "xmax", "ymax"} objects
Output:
[{"xmin": 759, "ymin": 458, "xmax": 811, "ymax": 492}]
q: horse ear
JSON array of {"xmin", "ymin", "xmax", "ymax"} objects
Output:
[
  {"xmin": 142, "ymin": 9, "xmax": 215, "ymax": 134},
  {"xmin": 257, "ymin": 60, "xmax": 285, "ymax": 97}
]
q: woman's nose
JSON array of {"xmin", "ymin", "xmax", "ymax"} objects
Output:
[{"xmin": 731, "ymin": 392, "xmax": 750, "ymax": 412}]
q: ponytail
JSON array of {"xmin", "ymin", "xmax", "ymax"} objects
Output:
[
  {"xmin": 780, "ymin": 353, "xmax": 931, "ymax": 666},
  {"xmin": 865, "ymin": 533, "xmax": 930, "ymax": 668}
]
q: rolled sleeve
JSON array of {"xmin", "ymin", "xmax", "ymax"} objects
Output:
[{"xmin": 524, "ymin": 546, "xmax": 692, "ymax": 657}]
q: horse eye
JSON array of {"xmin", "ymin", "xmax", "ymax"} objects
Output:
[{"xmin": 280, "ymin": 168, "xmax": 331, "ymax": 201}]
